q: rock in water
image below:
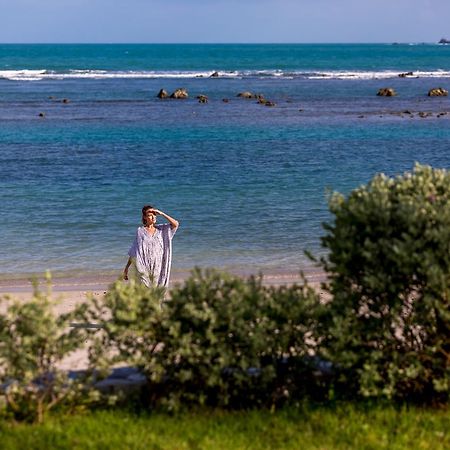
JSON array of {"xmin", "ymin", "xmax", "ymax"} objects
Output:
[
  {"xmin": 197, "ymin": 95, "xmax": 208, "ymax": 103},
  {"xmin": 398, "ymin": 71, "xmax": 414, "ymax": 78},
  {"xmin": 377, "ymin": 88, "xmax": 397, "ymax": 97},
  {"xmin": 237, "ymin": 91, "xmax": 254, "ymax": 99},
  {"xmin": 170, "ymin": 88, "xmax": 189, "ymax": 99},
  {"xmin": 157, "ymin": 89, "xmax": 169, "ymax": 99},
  {"xmin": 210, "ymin": 71, "xmax": 219, "ymax": 78},
  {"xmin": 428, "ymin": 87, "xmax": 448, "ymax": 97}
]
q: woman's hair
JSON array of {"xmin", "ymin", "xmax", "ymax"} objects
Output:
[{"xmin": 142, "ymin": 204, "xmax": 154, "ymax": 225}]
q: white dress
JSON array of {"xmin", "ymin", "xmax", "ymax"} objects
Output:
[{"xmin": 128, "ymin": 224, "xmax": 177, "ymax": 287}]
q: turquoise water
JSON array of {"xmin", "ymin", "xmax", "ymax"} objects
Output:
[
  {"xmin": 0, "ymin": 44, "xmax": 449, "ymax": 276},
  {"xmin": 1, "ymin": 43, "xmax": 450, "ymax": 74}
]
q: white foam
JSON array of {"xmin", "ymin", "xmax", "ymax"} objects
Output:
[
  {"xmin": 308, "ymin": 71, "xmax": 404, "ymax": 80},
  {"xmin": 307, "ymin": 70, "xmax": 450, "ymax": 80},
  {"xmin": 1, "ymin": 68, "xmax": 450, "ymax": 81},
  {"xmin": 0, "ymin": 69, "xmax": 46, "ymax": 81}
]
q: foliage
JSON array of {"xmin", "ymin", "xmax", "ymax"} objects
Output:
[
  {"xmin": 0, "ymin": 274, "xmax": 99, "ymax": 423},
  {"xmin": 320, "ymin": 164, "xmax": 450, "ymax": 402},
  {"xmin": 152, "ymin": 269, "xmax": 325, "ymax": 409},
  {"xmin": 84, "ymin": 269, "xmax": 324, "ymax": 410},
  {"xmin": 1, "ymin": 403, "xmax": 449, "ymax": 450},
  {"xmin": 79, "ymin": 279, "xmax": 166, "ymax": 372}
]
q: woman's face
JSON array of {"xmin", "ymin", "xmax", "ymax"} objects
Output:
[{"xmin": 144, "ymin": 210, "xmax": 156, "ymax": 226}]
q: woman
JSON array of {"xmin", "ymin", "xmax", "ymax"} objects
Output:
[{"xmin": 123, "ymin": 205, "xmax": 179, "ymax": 288}]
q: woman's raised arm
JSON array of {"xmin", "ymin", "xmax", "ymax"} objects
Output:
[{"xmin": 151, "ymin": 209, "xmax": 179, "ymax": 230}]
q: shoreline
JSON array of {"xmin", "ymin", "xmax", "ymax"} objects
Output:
[{"xmin": 0, "ymin": 265, "xmax": 326, "ymax": 295}]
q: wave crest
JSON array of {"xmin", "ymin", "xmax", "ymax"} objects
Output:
[{"xmin": 1, "ymin": 69, "xmax": 450, "ymax": 81}]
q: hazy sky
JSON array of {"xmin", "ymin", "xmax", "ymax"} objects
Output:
[{"xmin": 1, "ymin": 0, "xmax": 449, "ymax": 43}]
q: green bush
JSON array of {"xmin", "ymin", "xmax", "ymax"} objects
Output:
[
  {"xmin": 153, "ymin": 269, "xmax": 325, "ymax": 409},
  {"xmin": 81, "ymin": 279, "xmax": 166, "ymax": 372},
  {"xmin": 85, "ymin": 269, "xmax": 324, "ymax": 410},
  {"xmin": 0, "ymin": 275, "xmax": 99, "ymax": 423},
  {"xmin": 320, "ymin": 164, "xmax": 450, "ymax": 402}
]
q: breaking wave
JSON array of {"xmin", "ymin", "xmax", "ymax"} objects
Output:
[{"xmin": 1, "ymin": 69, "xmax": 450, "ymax": 81}]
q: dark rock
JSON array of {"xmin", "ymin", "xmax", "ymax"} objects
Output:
[
  {"xmin": 62, "ymin": 98, "xmax": 70, "ymax": 104},
  {"xmin": 439, "ymin": 38, "xmax": 450, "ymax": 44},
  {"xmin": 197, "ymin": 95, "xmax": 208, "ymax": 103},
  {"xmin": 377, "ymin": 88, "xmax": 397, "ymax": 97},
  {"xmin": 170, "ymin": 88, "xmax": 188, "ymax": 99},
  {"xmin": 256, "ymin": 97, "xmax": 274, "ymax": 106},
  {"xmin": 210, "ymin": 71, "xmax": 219, "ymax": 78},
  {"xmin": 398, "ymin": 71, "xmax": 414, "ymax": 78},
  {"xmin": 222, "ymin": 98, "xmax": 229, "ymax": 103},
  {"xmin": 428, "ymin": 87, "xmax": 448, "ymax": 97},
  {"xmin": 38, "ymin": 112, "xmax": 45, "ymax": 117},
  {"xmin": 237, "ymin": 91, "xmax": 254, "ymax": 99},
  {"xmin": 157, "ymin": 89, "xmax": 169, "ymax": 99},
  {"xmin": 403, "ymin": 110, "xmax": 413, "ymax": 114}
]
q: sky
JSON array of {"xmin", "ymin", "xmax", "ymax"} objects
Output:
[{"xmin": 1, "ymin": 0, "xmax": 449, "ymax": 43}]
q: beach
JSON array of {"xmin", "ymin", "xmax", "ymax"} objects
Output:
[{"xmin": 0, "ymin": 266, "xmax": 327, "ymax": 372}]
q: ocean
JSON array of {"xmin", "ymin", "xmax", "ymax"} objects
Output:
[{"xmin": 0, "ymin": 43, "xmax": 449, "ymax": 278}]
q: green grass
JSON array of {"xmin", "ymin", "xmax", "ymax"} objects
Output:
[{"xmin": 1, "ymin": 403, "xmax": 449, "ymax": 450}]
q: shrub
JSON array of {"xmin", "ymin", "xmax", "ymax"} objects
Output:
[
  {"xmin": 81, "ymin": 278, "xmax": 166, "ymax": 372},
  {"xmin": 0, "ymin": 274, "xmax": 99, "ymax": 423},
  {"xmin": 153, "ymin": 269, "xmax": 326, "ymax": 409},
  {"xmin": 320, "ymin": 164, "xmax": 450, "ymax": 402},
  {"xmin": 85, "ymin": 269, "xmax": 324, "ymax": 410}
]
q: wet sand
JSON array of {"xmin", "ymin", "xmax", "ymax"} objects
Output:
[{"xmin": 0, "ymin": 265, "xmax": 326, "ymax": 296}]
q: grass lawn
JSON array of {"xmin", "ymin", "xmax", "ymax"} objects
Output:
[{"xmin": 1, "ymin": 403, "xmax": 448, "ymax": 450}]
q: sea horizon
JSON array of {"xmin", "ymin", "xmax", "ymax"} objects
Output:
[{"xmin": 0, "ymin": 41, "xmax": 446, "ymax": 44}]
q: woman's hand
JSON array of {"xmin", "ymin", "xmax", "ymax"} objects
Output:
[
  {"xmin": 149, "ymin": 208, "xmax": 179, "ymax": 230},
  {"xmin": 123, "ymin": 257, "xmax": 132, "ymax": 281}
]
